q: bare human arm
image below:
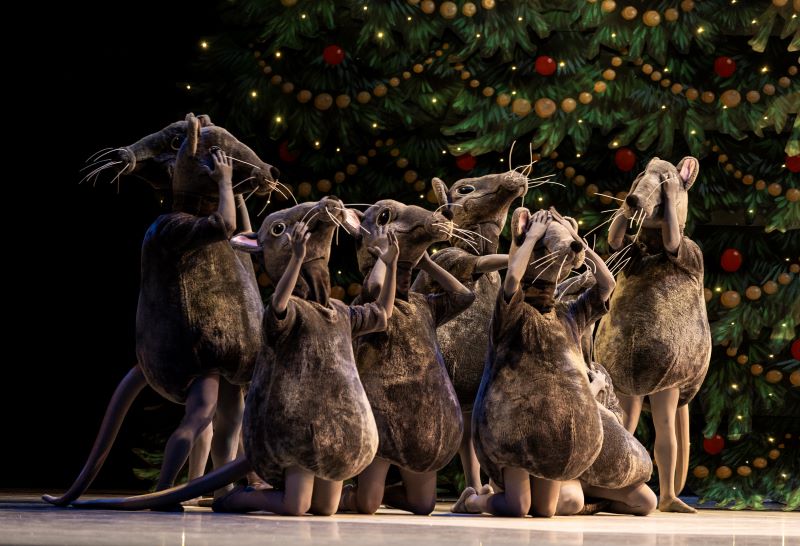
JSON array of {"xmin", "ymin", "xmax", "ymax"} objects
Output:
[
  {"xmin": 552, "ymin": 209, "xmax": 616, "ymax": 301},
  {"xmin": 474, "ymin": 254, "xmax": 509, "ymax": 274},
  {"xmin": 504, "ymin": 210, "xmax": 551, "ymax": 301},
  {"xmin": 206, "ymin": 149, "xmax": 235, "ymax": 231},
  {"xmin": 661, "ymin": 175, "xmax": 682, "ymax": 254},
  {"xmin": 608, "ymin": 211, "xmax": 627, "ymax": 251},
  {"xmin": 271, "ymin": 222, "xmax": 309, "ymax": 317},
  {"xmin": 417, "ymin": 252, "xmax": 472, "ymax": 296}
]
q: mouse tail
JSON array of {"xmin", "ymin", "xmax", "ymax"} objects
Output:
[
  {"xmin": 43, "ymin": 366, "xmax": 148, "ymax": 506},
  {"xmin": 674, "ymin": 403, "xmax": 690, "ymax": 495},
  {"xmin": 71, "ymin": 457, "xmax": 252, "ymax": 510}
]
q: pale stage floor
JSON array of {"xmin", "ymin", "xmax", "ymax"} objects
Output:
[{"xmin": 1, "ymin": 493, "xmax": 797, "ymax": 546}]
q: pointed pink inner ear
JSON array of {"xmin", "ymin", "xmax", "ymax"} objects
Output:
[
  {"xmin": 679, "ymin": 160, "xmax": 694, "ymax": 183},
  {"xmin": 343, "ymin": 209, "xmax": 361, "ymax": 233}
]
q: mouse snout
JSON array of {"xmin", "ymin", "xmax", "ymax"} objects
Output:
[
  {"xmin": 625, "ymin": 194, "xmax": 639, "ymax": 208},
  {"xmin": 268, "ymin": 165, "xmax": 280, "ymax": 181},
  {"xmin": 570, "ymin": 240, "xmax": 583, "ymax": 253}
]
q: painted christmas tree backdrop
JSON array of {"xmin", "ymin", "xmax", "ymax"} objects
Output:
[{"xmin": 159, "ymin": 0, "xmax": 799, "ymax": 509}]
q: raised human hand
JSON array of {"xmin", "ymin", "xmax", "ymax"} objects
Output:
[
  {"xmin": 376, "ymin": 229, "xmax": 399, "ymax": 265},
  {"xmin": 207, "ymin": 149, "xmax": 233, "ymax": 186},
  {"xmin": 525, "ymin": 209, "xmax": 552, "ymax": 241},
  {"xmin": 290, "ymin": 221, "xmax": 310, "ymax": 259}
]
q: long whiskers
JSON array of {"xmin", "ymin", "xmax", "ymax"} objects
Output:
[{"xmin": 86, "ymin": 147, "xmax": 113, "ymax": 163}]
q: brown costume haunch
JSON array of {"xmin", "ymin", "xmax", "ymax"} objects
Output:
[
  {"xmin": 594, "ymin": 232, "xmax": 710, "ymax": 407},
  {"xmin": 473, "ymin": 210, "xmax": 606, "ymax": 487},
  {"xmin": 354, "ymin": 201, "xmax": 471, "ymax": 472},
  {"xmin": 412, "ymin": 172, "xmax": 527, "ymax": 408}
]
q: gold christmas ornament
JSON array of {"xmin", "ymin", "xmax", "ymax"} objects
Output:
[
  {"xmin": 721, "ymin": 89, "xmax": 741, "ymax": 108},
  {"xmin": 512, "ymin": 98, "xmax": 532, "ymax": 116},
  {"xmin": 785, "ymin": 188, "xmax": 799, "ymax": 202},
  {"xmin": 281, "ymin": 82, "xmax": 295, "ymax": 94},
  {"xmin": 373, "ymin": 84, "xmax": 388, "ymax": 97},
  {"xmin": 703, "ymin": 288, "xmax": 713, "ymax": 302},
  {"xmin": 396, "ymin": 158, "xmax": 409, "ymax": 168},
  {"xmin": 314, "ymin": 93, "xmax": 333, "ymax": 110},
  {"xmin": 685, "ymin": 88, "xmax": 699, "ymax": 100},
  {"xmin": 600, "ymin": 193, "xmax": 613, "ymax": 205},
  {"xmin": 671, "ymin": 83, "xmax": 684, "ymax": 94},
  {"xmin": 403, "ymin": 71, "xmax": 412, "ymax": 79},
  {"xmin": 331, "ymin": 285, "xmax": 346, "ymax": 300},
  {"xmin": 346, "ymin": 164, "xmax": 358, "ymax": 175},
  {"xmin": 408, "ymin": 0, "xmax": 421, "ymax": 4},
  {"xmin": 413, "ymin": 64, "xmax": 424, "ymax": 73},
  {"xmin": 603, "ymin": 69, "xmax": 616, "ymax": 80},
  {"xmin": 481, "ymin": 0, "xmax": 495, "ymax": 8},
  {"xmin": 556, "ymin": 161, "xmax": 565, "ymax": 170},
  {"xmin": 725, "ymin": 346, "xmax": 738, "ymax": 357},
  {"xmin": 470, "ymin": 79, "xmax": 480, "ymax": 88},
  {"xmin": 643, "ymin": 10, "xmax": 661, "ymax": 26},
  {"xmin": 772, "ymin": 0, "xmax": 788, "ymax": 5},
  {"xmin": 579, "ymin": 92, "xmax": 593, "ymax": 104},
  {"xmin": 737, "ymin": 465, "xmax": 752, "ymax": 477},
  {"xmin": 763, "ymin": 280, "xmax": 778, "ymax": 294},
  {"xmin": 334, "ymin": 171, "xmax": 346, "ymax": 184},
  {"xmin": 742, "ymin": 174, "xmax": 754, "ymax": 185},
  {"xmin": 790, "ymin": 370, "xmax": 800, "ymax": 386},
  {"xmin": 745, "ymin": 286, "xmax": 762, "ymax": 300},
  {"xmin": 297, "ymin": 181, "xmax": 312, "ymax": 197},
  {"xmin": 763, "ymin": 83, "xmax": 776, "ymax": 95},
  {"xmin": 746, "ymin": 90, "xmax": 761, "ymax": 103},
  {"xmin": 389, "ymin": 148, "xmax": 401, "ymax": 157},
  {"xmin": 664, "ymin": 7, "xmax": 679, "ymax": 21},
  {"xmin": 356, "ymin": 91, "xmax": 371, "ymax": 104},
  {"xmin": 356, "ymin": 155, "xmax": 368, "ymax": 166},
  {"xmin": 750, "ymin": 364, "xmax": 763, "ymax": 376},
  {"xmin": 496, "ymin": 93, "xmax": 511, "ymax": 107},
  {"xmin": 482, "ymin": 87, "xmax": 495, "ymax": 97},
  {"xmin": 790, "ymin": 263, "xmax": 800, "ymax": 273},
  {"xmin": 736, "ymin": 354, "xmax": 749, "ymax": 365},
  {"xmin": 680, "ymin": 0, "xmax": 695, "ymax": 11},
  {"xmin": 461, "ymin": 71, "xmax": 471, "ymax": 80},
  {"xmin": 768, "ymin": 449, "xmax": 780, "ymax": 460},
  {"xmin": 316, "ymin": 179, "xmax": 332, "ymax": 192},
  {"xmin": 561, "ymin": 97, "xmax": 577, "ymax": 112},
  {"xmin": 701, "ymin": 91, "xmax": 716, "ymax": 103},
  {"xmin": 693, "ymin": 465, "xmax": 709, "ymax": 478},
  {"xmin": 574, "ymin": 175, "xmax": 586, "ymax": 186},
  {"xmin": 715, "ymin": 466, "xmax": 732, "ymax": 479},
  {"xmin": 534, "ymin": 98, "xmax": 557, "ymax": 118},
  {"xmin": 413, "ymin": 179, "xmax": 426, "ymax": 191},
  {"xmin": 789, "ymin": 66, "xmax": 798, "ymax": 75},
  {"xmin": 642, "ymin": 64, "xmax": 654, "ymax": 75},
  {"xmin": 752, "ymin": 457, "xmax": 768, "ymax": 469},
  {"xmin": 336, "ymin": 94, "xmax": 351, "ymax": 108},
  {"xmin": 280, "ymin": 0, "xmax": 297, "ymax": 5},
  {"xmin": 389, "ymin": 77, "xmax": 400, "ymax": 87},
  {"xmin": 404, "ymin": 170, "xmax": 419, "ymax": 184},
  {"xmin": 601, "ymin": 0, "xmax": 616, "ymax": 13},
  {"xmin": 297, "ymin": 89, "xmax": 313, "ymax": 103},
  {"xmin": 778, "ymin": 272, "xmax": 792, "ymax": 285},
  {"xmin": 765, "ymin": 370, "xmax": 783, "ymax": 384},
  {"xmin": 611, "ymin": 56, "xmax": 623, "ymax": 67},
  {"xmin": 778, "ymin": 77, "xmax": 791, "ymax": 88},
  {"xmin": 462, "ymin": 2, "xmax": 477, "ymax": 16},
  {"xmin": 650, "ymin": 71, "xmax": 662, "ymax": 82},
  {"xmin": 585, "ymin": 184, "xmax": 599, "ymax": 198},
  {"xmin": 755, "ymin": 180, "xmax": 767, "ymax": 190},
  {"xmin": 421, "ymin": 0, "xmax": 436, "ymax": 14},
  {"xmin": 768, "ymin": 183, "xmax": 783, "ymax": 197},
  {"xmin": 720, "ymin": 290, "xmax": 741, "ymax": 308},
  {"xmin": 440, "ymin": 1, "xmax": 458, "ymax": 18},
  {"xmin": 426, "ymin": 189, "xmax": 439, "ymax": 203},
  {"xmin": 564, "ymin": 167, "xmax": 576, "ymax": 178},
  {"xmin": 347, "ymin": 283, "xmax": 362, "ymax": 297},
  {"xmin": 621, "ymin": 6, "xmax": 637, "ymax": 20}
]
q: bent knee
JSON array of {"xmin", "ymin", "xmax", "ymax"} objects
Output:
[
  {"xmin": 556, "ymin": 496, "xmax": 584, "ymax": 516},
  {"xmin": 356, "ymin": 495, "xmax": 382, "ymax": 515},
  {"xmin": 408, "ymin": 496, "xmax": 436, "ymax": 516},
  {"xmin": 632, "ymin": 488, "xmax": 657, "ymax": 516},
  {"xmin": 283, "ymin": 497, "xmax": 312, "ymax": 516}
]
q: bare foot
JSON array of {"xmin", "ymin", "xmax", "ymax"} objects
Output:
[{"xmin": 658, "ymin": 497, "xmax": 696, "ymax": 513}]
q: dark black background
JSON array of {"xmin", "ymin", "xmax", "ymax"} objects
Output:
[{"xmin": 5, "ymin": 1, "xmax": 221, "ymax": 490}]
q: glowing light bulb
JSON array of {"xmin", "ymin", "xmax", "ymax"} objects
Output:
[
  {"xmin": 200, "ymin": 41, "xmax": 208, "ymax": 49},
  {"xmin": 186, "ymin": 84, "xmax": 191, "ymax": 90},
  {"xmin": 559, "ymin": 61, "xmax": 566, "ymax": 67},
  {"xmin": 300, "ymin": 13, "xmax": 306, "ymax": 19},
  {"xmin": 377, "ymin": 31, "xmax": 384, "ymax": 38},
  {"xmin": 275, "ymin": 116, "xmax": 282, "ymax": 123},
  {"xmin": 432, "ymin": 97, "xmax": 438, "ymax": 103},
  {"xmin": 251, "ymin": 91, "xmax": 258, "ymax": 98},
  {"xmin": 275, "ymin": 51, "xmax": 282, "ymax": 58},
  {"xmin": 476, "ymin": 33, "xmax": 481, "ymax": 38},
  {"xmin": 697, "ymin": 26, "xmax": 705, "ymax": 34}
]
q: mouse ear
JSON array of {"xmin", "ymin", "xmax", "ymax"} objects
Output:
[
  {"xmin": 342, "ymin": 208, "xmax": 363, "ymax": 237},
  {"xmin": 562, "ymin": 215, "xmax": 579, "ymax": 232},
  {"xmin": 183, "ymin": 113, "xmax": 200, "ymax": 157},
  {"xmin": 675, "ymin": 156, "xmax": 699, "ymax": 189},
  {"xmin": 230, "ymin": 232, "xmax": 262, "ymax": 253},
  {"xmin": 431, "ymin": 177, "xmax": 449, "ymax": 207},
  {"xmin": 197, "ymin": 114, "xmax": 214, "ymax": 127},
  {"xmin": 510, "ymin": 207, "xmax": 530, "ymax": 245}
]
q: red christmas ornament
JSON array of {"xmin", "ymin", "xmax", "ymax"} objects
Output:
[
  {"xmin": 278, "ymin": 141, "xmax": 299, "ymax": 163},
  {"xmin": 534, "ymin": 55, "xmax": 557, "ymax": 76},
  {"xmin": 714, "ymin": 56, "xmax": 736, "ymax": 78},
  {"xmin": 703, "ymin": 434, "xmax": 725, "ymax": 455},
  {"xmin": 791, "ymin": 339, "xmax": 800, "ymax": 361},
  {"xmin": 720, "ymin": 248, "xmax": 743, "ymax": 272},
  {"xmin": 786, "ymin": 154, "xmax": 800, "ymax": 173},
  {"xmin": 614, "ymin": 147, "xmax": 636, "ymax": 172},
  {"xmin": 323, "ymin": 45, "xmax": 345, "ymax": 65},
  {"xmin": 456, "ymin": 154, "xmax": 477, "ymax": 172}
]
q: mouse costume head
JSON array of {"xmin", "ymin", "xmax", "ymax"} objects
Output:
[
  {"xmin": 232, "ymin": 196, "xmax": 358, "ymax": 306},
  {"xmin": 510, "ymin": 206, "xmax": 585, "ymax": 307},
  {"xmin": 431, "ymin": 170, "xmax": 528, "ymax": 254},
  {"xmin": 621, "ymin": 156, "xmax": 698, "ymax": 233},
  {"xmin": 355, "ymin": 200, "xmax": 450, "ymax": 297},
  {"xmin": 172, "ymin": 113, "xmax": 280, "ymax": 215}
]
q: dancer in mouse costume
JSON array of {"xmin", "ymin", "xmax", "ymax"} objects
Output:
[
  {"xmin": 45, "ymin": 114, "xmax": 278, "ymax": 507},
  {"xmin": 595, "ymin": 156, "xmax": 710, "ymax": 513},
  {"xmin": 553, "ymin": 273, "xmax": 656, "ymax": 517},
  {"xmin": 460, "ymin": 207, "xmax": 614, "ymax": 517},
  {"xmin": 338, "ymin": 200, "xmax": 474, "ymax": 515},
  {"xmin": 69, "ymin": 197, "xmax": 396, "ymax": 514},
  {"xmin": 411, "ymin": 171, "xmax": 526, "ymax": 491}
]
